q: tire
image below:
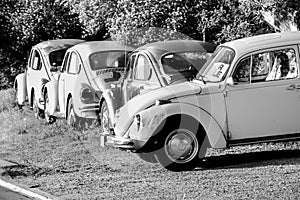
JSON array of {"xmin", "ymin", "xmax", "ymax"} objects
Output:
[
  {"xmin": 44, "ymin": 92, "xmax": 56, "ymax": 124},
  {"xmin": 99, "ymin": 101, "xmax": 111, "ymax": 133},
  {"xmin": 155, "ymin": 119, "xmax": 206, "ymax": 171},
  {"xmin": 67, "ymin": 98, "xmax": 77, "ymax": 126},
  {"xmin": 32, "ymin": 92, "xmax": 44, "ymax": 119}
]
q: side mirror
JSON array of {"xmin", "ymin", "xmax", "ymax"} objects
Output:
[
  {"xmin": 226, "ymin": 77, "xmax": 234, "ymax": 86},
  {"xmin": 50, "ymin": 66, "xmax": 58, "ymax": 72}
]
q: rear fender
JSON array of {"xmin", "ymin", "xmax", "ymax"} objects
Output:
[
  {"xmin": 14, "ymin": 73, "xmax": 27, "ymax": 105},
  {"xmin": 131, "ymin": 103, "xmax": 227, "ymax": 149},
  {"xmin": 44, "ymin": 80, "xmax": 58, "ymax": 115}
]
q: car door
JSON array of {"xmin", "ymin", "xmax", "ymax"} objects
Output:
[
  {"xmin": 58, "ymin": 52, "xmax": 70, "ymax": 114},
  {"xmin": 58, "ymin": 52, "xmax": 81, "ymax": 114},
  {"xmin": 26, "ymin": 48, "xmax": 50, "ymax": 104},
  {"xmin": 122, "ymin": 53, "xmax": 161, "ymax": 103},
  {"xmin": 225, "ymin": 46, "xmax": 300, "ymax": 142}
]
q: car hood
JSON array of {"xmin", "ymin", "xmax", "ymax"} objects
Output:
[{"xmin": 114, "ymin": 81, "xmax": 202, "ymax": 136}]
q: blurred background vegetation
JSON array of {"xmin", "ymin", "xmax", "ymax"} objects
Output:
[{"xmin": 0, "ymin": 0, "xmax": 300, "ymax": 89}]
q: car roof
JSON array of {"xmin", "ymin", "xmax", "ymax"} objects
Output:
[
  {"xmin": 221, "ymin": 31, "xmax": 300, "ymax": 54},
  {"xmin": 137, "ymin": 40, "xmax": 217, "ymax": 54},
  {"xmin": 70, "ymin": 41, "xmax": 135, "ymax": 56},
  {"xmin": 34, "ymin": 39, "xmax": 85, "ymax": 54}
]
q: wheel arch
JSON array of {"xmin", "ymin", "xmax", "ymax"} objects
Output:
[
  {"xmin": 134, "ymin": 103, "xmax": 227, "ymax": 150},
  {"xmin": 65, "ymin": 93, "xmax": 73, "ymax": 119},
  {"xmin": 30, "ymin": 88, "xmax": 35, "ymax": 107}
]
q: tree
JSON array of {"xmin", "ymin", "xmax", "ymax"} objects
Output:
[
  {"xmin": 196, "ymin": 0, "xmax": 274, "ymax": 44},
  {"xmin": 0, "ymin": 0, "xmax": 84, "ymax": 89},
  {"xmin": 66, "ymin": 0, "xmax": 116, "ymax": 40},
  {"xmin": 106, "ymin": 0, "xmax": 199, "ymax": 46}
]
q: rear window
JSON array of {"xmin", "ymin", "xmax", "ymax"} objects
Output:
[
  {"xmin": 49, "ymin": 49, "xmax": 66, "ymax": 67},
  {"xmin": 89, "ymin": 51, "xmax": 130, "ymax": 70}
]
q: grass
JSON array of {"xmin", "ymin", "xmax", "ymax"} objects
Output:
[{"xmin": 0, "ymin": 88, "xmax": 300, "ymax": 199}]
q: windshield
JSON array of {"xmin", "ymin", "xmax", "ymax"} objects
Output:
[
  {"xmin": 89, "ymin": 51, "xmax": 130, "ymax": 70},
  {"xmin": 161, "ymin": 51, "xmax": 212, "ymax": 83},
  {"xmin": 49, "ymin": 49, "xmax": 66, "ymax": 67},
  {"xmin": 199, "ymin": 47, "xmax": 235, "ymax": 82}
]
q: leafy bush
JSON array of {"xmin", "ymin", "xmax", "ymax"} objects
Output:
[
  {"xmin": 0, "ymin": 0, "xmax": 84, "ymax": 89},
  {"xmin": 107, "ymin": 0, "xmax": 199, "ymax": 46}
]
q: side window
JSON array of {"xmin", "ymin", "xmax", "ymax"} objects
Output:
[
  {"xmin": 232, "ymin": 57, "xmax": 250, "ymax": 83},
  {"xmin": 67, "ymin": 52, "xmax": 80, "ymax": 74},
  {"xmin": 61, "ymin": 52, "xmax": 70, "ymax": 73},
  {"xmin": 125, "ymin": 54, "xmax": 136, "ymax": 80},
  {"xmin": 232, "ymin": 47, "xmax": 299, "ymax": 84},
  {"xmin": 266, "ymin": 48, "xmax": 298, "ymax": 81},
  {"xmin": 31, "ymin": 50, "xmax": 42, "ymax": 70},
  {"xmin": 133, "ymin": 54, "xmax": 151, "ymax": 81}
]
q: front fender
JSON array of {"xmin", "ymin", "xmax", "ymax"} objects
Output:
[
  {"xmin": 44, "ymin": 80, "xmax": 58, "ymax": 115},
  {"xmin": 129, "ymin": 103, "xmax": 227, "ymax": 149},
  {"xmin": 14, "ymin": 73, "xmax": 27, "ymax": 105}
]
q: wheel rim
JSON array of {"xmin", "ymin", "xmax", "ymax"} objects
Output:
[
  {"xmin": 68, "ymin": 105, "xmax": 75, "ymax": 126},
  {"xmin": 44, "ymin": 94, "xmax": 51, "ymax": 123},
  {"xmin": 101, "ymin": 103, "xmax": 110, "ymax": 133},
  {"xmin": 32, "ymin": 95, "xmax": 39, "ymax": 118},
  {"xmin": 164, "ymin": 129, "xmax": 199, "ymax": 164}
]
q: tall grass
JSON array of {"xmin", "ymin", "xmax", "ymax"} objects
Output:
[{"xmin": 0, "ymin": 88, "xmax": 105, "ymax": 175}]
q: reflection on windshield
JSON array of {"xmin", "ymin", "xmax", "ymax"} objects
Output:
[
  {"xmin": 49, "ymin": 49, "xmax": 66, "ymax": 67},
  {"xmin": 199, "ymin": 47, "xmax": 235, "ymax": 82},
  {"xmin": 161, "ymin": 51, "xmax": 212, "ymax": 84},
  {"xmin": 89, "ymin": 51, "xmax": 130, "ymax": 70}
]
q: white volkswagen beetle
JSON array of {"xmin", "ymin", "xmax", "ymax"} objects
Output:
[
  {"xmin": 43, "ymin": 41, "xmax": 134, "ymax": 125},
  {"xmin": 107, "ymin": 31, "xmax": 300, "ymax": 171},
  {"xmin": 14, "ymin": 39, "xmax": 84, "ymax": 118}
]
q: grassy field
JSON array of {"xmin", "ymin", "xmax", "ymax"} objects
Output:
[{"xmin": 0, "ymin": 89, "xmax": 299, "ymax": 199}]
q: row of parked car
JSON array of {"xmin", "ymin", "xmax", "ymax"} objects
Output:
[{"xmin": 14, "ymin": 31, "xmax": 300, "ymax": 171}]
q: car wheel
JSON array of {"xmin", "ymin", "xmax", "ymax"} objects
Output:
[
  {"xmin": 100, "ymin": 101, "xmax": 111, "ymax": 133},
  {"xmin": 155, "ymin": 123, "xmax": 206, "ymax": 172},
  {"xmin": 32, "ymin": 92, "xmax": 44, "ymax": 119},
  {"xmin": 44, "ymin": 92, "xmax": 56, "ymax": 124},
  {"xmin": 67, "ymin": 98, "xmax": 77, "ymax": 126}
]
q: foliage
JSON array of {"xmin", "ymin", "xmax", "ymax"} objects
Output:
[
  {"xmin": 196, "ymin": 0, "xmax": 274, "ymax": 44},
  {"xmin": 268, "ymin": 0, "xmax": 300, "ymax": 31},
  {"xmin": 0, "ymin": 0, "xmax": 83, "ymax": 89},
  {"xmin": 107, "ymin": 0, "xmax": 199, "ymax": 46},
  {"xmin": 66, "ymin": 0, "xmax": 117, "ymax": 40}
]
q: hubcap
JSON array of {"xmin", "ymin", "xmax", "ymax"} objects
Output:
[
  {"xmin": 33, "ymin": 97, "xmax": 39, "ymax": 118},
  {"xmin": 45, "ymin": 95, "xmax": 51, "ymax": 122},
  {"xmin": 68, "ymin": 104, "xmax": 75, "ymax": 126},
  {"xmin": 101, "ymin": 104, "xmax": 110, "ymax": 133},
  {"xmin": 165, "ymin": 129, "xmax": 199, "ymax": 163}
]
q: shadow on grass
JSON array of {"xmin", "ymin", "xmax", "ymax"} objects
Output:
[{"xmin": 197, "ymin": 149, "xmax": 300, "ymax": 170}]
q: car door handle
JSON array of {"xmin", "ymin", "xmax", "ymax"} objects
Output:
[{"xmin": 285, "ymin": 84, "xmax": 300, "ymax": 90}]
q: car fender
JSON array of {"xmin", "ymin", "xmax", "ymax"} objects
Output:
[
  {"xmin": 44, "ymin": 80, "xmax": 58, "ymax": 115},
  {"xmin": 130, "ymin": 102, "xmax": 227, "ymax": 149},
  {"xmin": 14, "ymin": 73, "xmax": 27, "ymax": 105}
]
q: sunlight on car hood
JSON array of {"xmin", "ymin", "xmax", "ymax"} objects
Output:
[{"xmin": 114, "ymin": 81, "xmax": 202, "ymax": 137}]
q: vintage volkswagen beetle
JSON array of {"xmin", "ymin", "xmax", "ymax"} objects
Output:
[
  {"xmin": 108, "ymin": 31, "xmax": 300, "ymax": 171},
  {"xmin": 100, "ymin": 40, "xmax": 216, "ymax": 132},
  {"xmin": 43, "ymin": 41, "xmax": 134, "ymax": 125},
  {"xmin": 14, "ymin": 39, "xmax": 84, "ymax": 118}
]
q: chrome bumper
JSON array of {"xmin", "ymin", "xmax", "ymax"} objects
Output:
[{"xmin": 100, "ymin": 132, "xmax": 134, "ymax": 150}]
